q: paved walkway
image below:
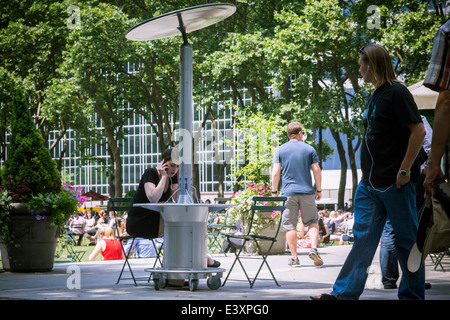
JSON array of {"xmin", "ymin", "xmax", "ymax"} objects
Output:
[{"xmin": 1, "ymin": 245, "xmax": 449, "ymax": 302}]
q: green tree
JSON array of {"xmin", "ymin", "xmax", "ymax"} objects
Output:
[
  {"xmin": 0, "ymin": 0, "xmax": 71, "ymax": 150},
  {"xmin": 55, "ymin": 3, "xmax": 136, "ymax": 197},
  {"xmin": 269, "ymin": 0, "xmax": 443, "ymax": 207},
  {"xmin": 230, "ymin": 104, "xmax": 286, "ymax": 187},
  {"xmin": 1, "ymin": 88, "xmax": 60, "ymax": 202}
]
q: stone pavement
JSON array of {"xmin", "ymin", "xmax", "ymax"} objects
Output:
[{"xmin": 1, "ymin": 245, "xmax": 449, "ymax": 302}]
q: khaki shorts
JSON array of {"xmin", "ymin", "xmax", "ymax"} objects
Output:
[{"xmin": 282, "ymin": 194, "xmax": 319, "ymax": 231}]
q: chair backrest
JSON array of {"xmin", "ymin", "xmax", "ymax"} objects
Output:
[
  {"xmin": 246, "ymin": 196, "xmax": 287, "ymax": 238},
  {"xmin": 107, "ymin": 197, "xmax": 134, "ymax": 214},
  {"xmin": 107, "ymin": 197, "xmax": 134, "ymax": 237},
  {"xmin": 214, "ymin": 197, "xmax": 232, "ymax": 205}
]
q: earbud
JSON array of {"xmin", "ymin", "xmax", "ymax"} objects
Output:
[{"xmin": 363, "ymin": 66, "xmax": 370, "ymax": 78}]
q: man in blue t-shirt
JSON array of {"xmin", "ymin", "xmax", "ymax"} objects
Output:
[{"xmin": 271, "ymin": 122, "xmax": 323, "ymax": 267}]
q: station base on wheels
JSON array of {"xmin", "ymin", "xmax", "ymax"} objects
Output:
[
  {"xmin": 145, "ymin": 267, "xmax": 225, "ymax": 291},
  {"xmin": 135, "ymin": 203, "xmax": 233, "ymax": 291}
]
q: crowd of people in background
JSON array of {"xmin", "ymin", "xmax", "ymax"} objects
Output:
[
  {"xmin": 295, "ymin": 209, "xmax": 354, "ymax": 250},
  {"xmin": 66, "ymin": 209, "xmax": 160, "ymax": 261},
  {"xmin": 67, "ymin": 209, "xmax": 127, "ymax": 247},
  {"xmin": 67, "ymin": 205, "xmax": 356, "ymax": 262},
  {"xmin": 66, "ymin": 209, "xmax": 163, "ymax": 262}
]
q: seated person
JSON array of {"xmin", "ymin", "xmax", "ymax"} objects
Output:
[
  {"xmin": 83, "ymin": 211, "xmax": 97, "ymax": 244},
  {"xmin": 95, "ymin": 210, "xmax": 109, "ymax": 228},
  {"xmin": 338, "ymin": 214, "xmax": 354, "ymax": 245},
  {"xmin": 126, "ymin": 148, "xmax": 220, "ymax": 267},
  {"xmin": 108, "ymin": 211, "xmax": 123, "ymax": 237},
  {"xmin": 89, "ymin": 226, "xmax": 124, "ymax": 261},
  {"xmin": 123, "ymin": 238, "xmax": 163, "ymax": 258},
  {"xmin": 67, "ymin": 212, "xmax": 86, "ymax": 246},
  {"xmin": 318, "ymin": 216, "xmax": 330, "ymax": 246},
  {"xmin": 324, "ymin": 211, "xmax": 352, "ymax": 243},
  {"xmin": 126, "ymin": 148, "xmax": 179, "ymax": 240}
]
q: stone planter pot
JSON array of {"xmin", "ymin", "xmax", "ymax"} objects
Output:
[
  {"xmin": 246, "ymin": 211, "xmax": 286, "ymax": 255},
  {"xmin": 0, "ymin": 203, "xmax": 60, "ymax": 272}
]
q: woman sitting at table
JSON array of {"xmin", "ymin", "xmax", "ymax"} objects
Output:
[
  {"xmin": 126, "ymin": 148, "xmax": 220, "ymax": 267},
  {"xmin": 126, "ymin": 148, "xmax": 179, "ymax": 240}
]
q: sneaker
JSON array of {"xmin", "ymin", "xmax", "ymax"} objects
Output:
[
  {"xmin": 309, "ymin": 249, "xmax": 323, "ymax": 266},
  {"xmin": 288, "ymin": 257, "xmax": 301, "ymax": 267}
]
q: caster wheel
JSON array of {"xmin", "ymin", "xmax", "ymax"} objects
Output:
[
  {"xmin": 189, "ymin": 279, "xmax": 199, "ymax": 291},
  {"xmin": 207, "ymin": 275, "xmax": 221, "ymax": 290},
  {"xmin": 159, "ymin": 275, "xmax": 167, "ymax": 289}
]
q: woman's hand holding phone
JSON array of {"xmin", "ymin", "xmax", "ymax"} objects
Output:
[{"xmin": 157, "ymin": 160, "xmax": 168, "ymax": 177}]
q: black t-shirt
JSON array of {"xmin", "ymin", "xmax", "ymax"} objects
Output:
[
  {"xmin": 360, "ymin": 82, "xmax": 423, "ymax": 188},
  {"xmin": 126, "ymin": 168, "xmax": 178, "ymax": 238},
  {"xmin": 133, "ymin": 168, "xmax": 178, "ymax": 204}
]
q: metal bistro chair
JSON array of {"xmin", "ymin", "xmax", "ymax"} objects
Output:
[
  {"xmin": 117, "ymin": 236, "xmax": 163, "ymax": 285},
  {"xmin": 207, "ymin": 209, "xmax": 236, "ymax": 255},
  {"xmin": 222, "ymin": 196, "xmax": 287, "ymax": 288},
  {"xmin": 108, "ymin": 197, "xmax": 163, "ymax": 286},
  {"xmin": 207, "ymin": 211, "xmax": 225, "ymax": 253},
  {"xmin": 430, "ymin": 248, "xmax": 450, "ymax": 272},
  {"xmin": 63, "ymin": 235, "xmax": 86, "ymax": 262}
]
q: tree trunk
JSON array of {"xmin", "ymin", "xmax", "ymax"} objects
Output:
[
  {"xmin": 330, "ymin": 127, "xmax": 347, "ymax": 210},
  {"xmin": 95, "ymin": 102, "xmax": 123, "ymax": 197},
  {"xmin": 347, "ymin": 136, "xmax": 361, "ymax": 210}
]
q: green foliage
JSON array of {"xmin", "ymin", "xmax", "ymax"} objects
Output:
[
  {"xmin": 226, "ymin": 183, "xmax": 282, "ymax": 236},
  {"xmin": 1, "ymin": 90, "xmax": 61, "ymax": 202},
  {"xmin": 0, "ymin": 191, "xmax": 13, "ymax": 246},
  {"xmin": 27, "ymin": 184, "xmax": 84, "ymax": 228},
  {"xmin": 1, "ymin": 0, "xmax": 444, "ymax": 203},
  {"xmin": 230, "ymin": 104, "xmax": 286, "ymax": 186}
]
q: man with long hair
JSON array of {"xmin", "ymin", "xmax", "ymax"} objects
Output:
[{"xmin": 313, "ymin": 44, "xmax": 426, "ymax": 300}]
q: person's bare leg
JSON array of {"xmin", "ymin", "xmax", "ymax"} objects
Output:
[
  {"xmin": 307, "ymin": 223, "xmax": 323, "ymax": 266},
  {"xmin": 308, "ymin": 223, "xmax": 319, "ymax": 249},
  {"xmin": 286, "ymin": 229, "xmax": 298, "ymax": 259},
  {"xmin": 158, "ymin": 216, "xmax": 164, "ymax": 237}
]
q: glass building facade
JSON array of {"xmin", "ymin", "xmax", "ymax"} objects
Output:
[
  {"xmin": 43, "ymin": 87, "xmax": 254, "ymax": 197},
  {"xmin": 1, "ymin": 78, "xmax": 359, "ymax": 200}
]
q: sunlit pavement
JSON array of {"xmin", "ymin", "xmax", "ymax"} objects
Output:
[{"xmin": 1, "ymin": 245, "xmax": 449, "ymax": 301}]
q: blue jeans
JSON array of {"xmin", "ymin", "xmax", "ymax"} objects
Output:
[
  {"xmin": 379, "ymin": 176, "xmax": 426, "ymax": 286},
  {"xmin": 331, "ymin": 181, "xmax": 425, "ymax": 300},
  {"xmin": 380, "ymin": 219, "xmax": 399, "ymax": 286}
]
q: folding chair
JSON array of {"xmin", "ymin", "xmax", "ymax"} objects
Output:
[
  {"xmin": 65, "ymin": 235, "xmax": 86, "ymax": 262},
  {"xmin": 207, "ymin": 211, "xmax": 225, "ymax": 252},
  {"xmin": 116, "ymin": 236, "xmax": 163, "ymax": 285},
  {"xmin": 107, "ymin": 197, "xmax": 165, "ymax": 285},
  {"xmin": 207, "ymin": 209, "xmax": 235, "ymax": 254},
  {"xmin": 222, "ymin": 196, "xmax": 287, "ymax": 288},
  {"xmin": 430, "ymin": 248, "xmax": 450, "ymax": 272}
]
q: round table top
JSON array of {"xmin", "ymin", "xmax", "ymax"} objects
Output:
[{"xmin": 126, "ymin": 3, "xmax": 236, "ymax": 41}]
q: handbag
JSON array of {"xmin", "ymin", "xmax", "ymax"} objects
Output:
[
  {"xmin": 429, "ymin": 179, "xmax": 450, "ymax": 253},
  {"xmin": 408, "ymin": 178, "xmax": 450, "ymax": 272}
]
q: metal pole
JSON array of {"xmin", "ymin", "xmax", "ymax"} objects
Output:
[{"xmin": 177, "ymin": 17, "xmax": 193, "ymax": 204}]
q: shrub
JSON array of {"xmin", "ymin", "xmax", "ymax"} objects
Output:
[{"xmin": 1, "ymin": 90, "xmax": 61, "ymax": 202}]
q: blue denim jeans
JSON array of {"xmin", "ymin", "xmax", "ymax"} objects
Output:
[
  {"xmin": 379, "ymin": 176, "xmax": 426, "ymax": 287},
  {"xmin": 380, "ymin": 219, "xmax": 399, "ymax": 286},
  {"xmin": 331, "ymin": 181, "xmax": 425, "ymax": 300}
]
